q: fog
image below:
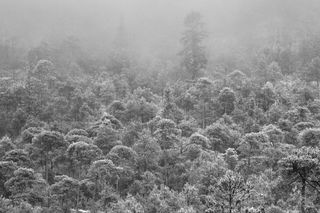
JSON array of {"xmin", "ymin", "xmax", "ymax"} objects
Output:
[{"xmin": 1, "ymin": 0, "xmax": 320, "ymax": 59}]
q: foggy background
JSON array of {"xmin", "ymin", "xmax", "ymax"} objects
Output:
[{"xmin": 1, "ymin": 0, "xmax": 320, "ymax": 60}]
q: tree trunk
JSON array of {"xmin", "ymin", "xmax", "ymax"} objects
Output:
[
  {"xmin": 144, "ymin": 159, "xmax": 147, "ymax": 172},
  {"xmin": 318, "ymin": 81, "xmax": 320, "ymax": 98},
  {"xmin": 94, "ymin": 177, "xmax": 98, "ymax": 201},
  {"xmin": 229, "ymin": 193, "xmax": 233, "ymax": 213},
  {"xmin": 45, "ymin": 153, "xmax": 50, "ymax": 207},
  {"xmin": 247, "ymin": 157, "xmax": 251, "ymax": 176},
  {"xmin": 45, "ymin": 153, "xmax": 48, "ymax": 183},
  {"xmin": 76, "ymin": 165, "xmax": 81, "ymax": 212},
  {"xmin": 301, "ymin": 179, "xmax": 306, "ymax": 213},
  {"xmin": 202, "ymin": 102, "xmax": 206, "ymax": 129},
  {"xmin": 50, "ymin": 160, "xmax": 54, "ymax": 183},
  {"xmin": 116, "ymin": 175, "xmax": 119, "ymax": 193},
  {"xmin": 186, "ymin": 108, "xmax": 190, "ymax": 120}
]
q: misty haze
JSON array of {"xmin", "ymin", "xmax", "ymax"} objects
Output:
[{"xmin": 1, "ymin": 0, "xmax": 320, "ymax": 213}]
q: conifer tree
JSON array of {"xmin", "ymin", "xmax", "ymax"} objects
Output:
[{"xmin": 180, "ymin": 12, "xmax": 207, "ymax": 79}]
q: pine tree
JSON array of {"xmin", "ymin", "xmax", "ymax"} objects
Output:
[{"xmin": 180, "ymin": 12, "xmax": 207, "ymax": 79}]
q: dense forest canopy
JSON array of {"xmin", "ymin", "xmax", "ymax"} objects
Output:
[{"xmin": 2, "ymin": 0, "xmax": 320, "ymax": 213}]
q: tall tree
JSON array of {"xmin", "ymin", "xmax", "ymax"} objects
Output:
[
  {"xmin": 303, "ymin": 57, "xmax": 320, "ymax": 85},
  {"xmin": 298, "ymin": 128, "xmax": 320, "ymax": 147},
  {"xmin": 218, "ymin": 87, "xmax": 236, "ymax": 115},
  {"xmin": 109, "ymin": 18, "xmax": 131, "ymax": 75},
  {"xmin": 180, "ymin": 12, "xmax": 207, "ymax": 79},
  {"xmin": 204, "ymin": 122, "xmax": 240, "ymax": 153},
  {"xmin": 190, "ymin": 78, "xmax": 215, "ymax": 128},
  {"xmin": 4, "ymin": 168, "xmax": 46, "ymax": 205},
  {"xmin": 3, "ymin": 149, "xmax": 32, "ymax": 168},
  {"xmin": 0, "ymin": 161, "xmax": 17, "ymax": 198},
  {"xmin": 32, "ymin": 131, "xmax": 67, "ymax": 184},
  {"xmin": 66, "ymin": 142, "xmax": 102, "ymax": 179},
  {"xmin": 49, "ymin": 176, "xmax": 79, "ymax": 212},
  {"xmin": 88, "ymin": 159, "xmax": 119, "ymax": 200},
  {"xmin": 161, "ymin": 87, "xmax": 184, "ymax": 124},
  {"xmin": 133, "ymin": 130, "xmax": 161, "ymax": 173},
  {"xmin": 212, "ymin": 170, "xmax": 252, "ymax": 213},
  {"xmin": 66, "ymin": 142, "xmax": 102, "ymax": 210},
  {"xmin": 154, "ymin": 119, "xmax": 181, "ymax": 150},
  {"xmin": 0, "ymin": 136, "xmax": 16, "ymax": 158},
  {"xmin": 279, "ymin": 147, "xmax": 320, "ymax": 213}
]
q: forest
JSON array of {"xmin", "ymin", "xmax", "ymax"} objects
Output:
[{"xmin": 2, "ymin": 0, "xmax": 320, "ymax": 213}]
